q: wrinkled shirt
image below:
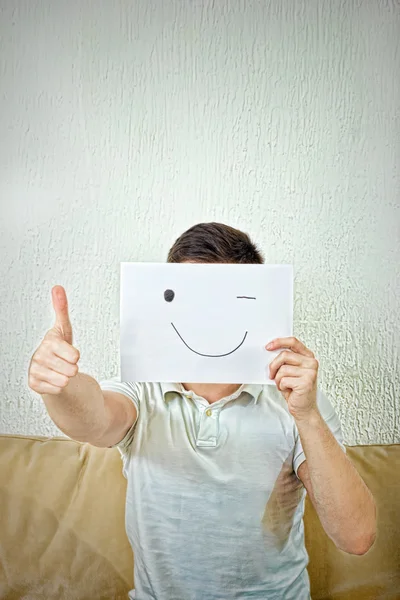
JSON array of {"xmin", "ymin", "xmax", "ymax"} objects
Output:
[{"xmin": 99, "ymin": 379, "xmax": 345, "ymax": 600}]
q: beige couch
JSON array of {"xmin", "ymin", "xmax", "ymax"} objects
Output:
[{"xmin": 0, "ymin": 434, "xmax": 399, "ymax": 599}]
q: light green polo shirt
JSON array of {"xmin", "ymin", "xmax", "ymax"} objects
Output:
[{"xmin": 100, "ymin": 378, "xmax": 345, "ymax": 600}]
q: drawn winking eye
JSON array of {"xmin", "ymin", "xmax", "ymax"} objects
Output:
[
  {"xmin": 164, "ymin": 290, "xmax": 255, "ymax": 302},
  {"xmin": 164, "ymin": 289, "xmax": 175, "ymax": 302}
]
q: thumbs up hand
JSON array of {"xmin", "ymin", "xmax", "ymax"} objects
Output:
[{"xmin": 28, "ymin": 286, "xmax": 80, "ymax": 395}]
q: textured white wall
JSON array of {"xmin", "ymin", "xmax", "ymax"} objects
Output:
[{"xmin": 0, "ymin": 1, "xmax": 399, "ymax": 444}]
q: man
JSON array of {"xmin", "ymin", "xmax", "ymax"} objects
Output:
[{"xmin": 28, "ymin": 222, "xmax": 376, "ymax": 600}]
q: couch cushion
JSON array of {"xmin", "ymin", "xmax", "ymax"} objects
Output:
[
  {"xmin": 0, "ymin": 435, "xmax": 399, "ymax": 599},
  {"xmin": 305, "ymin": 444, "xmax": 400, "ymax": 600},
  {"xmin": 0, "ymin": 434, "xmax": 133, "ymax": 600}
]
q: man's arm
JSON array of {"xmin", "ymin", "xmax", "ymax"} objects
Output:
[
  {"xmin": 28, "ymin": 286, "xmax": 136, "ymax": 447},
  {"xmin": 267, "ymin": 336, "xmax": 377, "ymax": 556},
  {"xmin": 41, "ymin": 373, "xmax": 136, "ymax": 447},
  {"xmin": 296, "ymin": 414, "xmax": 376, "ymax": 555}
]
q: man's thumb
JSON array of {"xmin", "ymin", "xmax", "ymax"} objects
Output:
[{"xmin": 51, "ymin": 285, "xmax": 73, "ymax": 345}]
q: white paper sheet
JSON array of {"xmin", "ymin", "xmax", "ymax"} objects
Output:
[{"xmin": 120, "ymin": 263, "xmax": 293, "ymax": 384}]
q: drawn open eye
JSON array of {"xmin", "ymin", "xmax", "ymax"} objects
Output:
[
  {"xmin": 164, "ymin": 289, "xmax": 175, "ymax": 302},
  {"xmin": 236, "ymin": 296, "xmax": 256, "ymax": 300}
]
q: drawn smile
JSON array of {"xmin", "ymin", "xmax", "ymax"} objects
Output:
[{"xmin": 171, "ymin": 322, "xmax": 248, "ymax": 357}]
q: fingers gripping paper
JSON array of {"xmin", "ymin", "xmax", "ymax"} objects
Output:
[{"xmin": 120, "ymin": 263, "xmax": 293, "ymax": 384}]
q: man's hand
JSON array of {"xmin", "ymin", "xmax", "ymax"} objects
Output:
[
  {"xmin": 28, "ymin": 286, "xmax": 80, "ymax": 395},
  {"xmin": 266, "ymin": 337, "xmax": 319, "ymax": 421}
]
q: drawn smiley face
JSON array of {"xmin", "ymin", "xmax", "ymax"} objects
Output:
[{"xmin": 164, "ymin": 288, "xmax": 256, "ymax": 357}]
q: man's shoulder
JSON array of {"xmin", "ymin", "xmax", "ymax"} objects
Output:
[
  {"xmin": 257, "ymin": 383, "xmax": 291, "ymax": 409},
  {"xmin": 99, "ymin": 378, "xmax": 165, "ymax": 401}
]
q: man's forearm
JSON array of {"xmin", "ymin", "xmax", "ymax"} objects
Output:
[
  {"xmin": 42, "ymin": 372, "xmax": 107, "ymax": 443},
  {"xmin": 296, "ymin": 409, "xmax": 376, "ymax": 554}
]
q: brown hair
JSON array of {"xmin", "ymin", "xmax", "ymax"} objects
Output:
[{"xmin": 167, "ymin": 222, "xmax": 264, "ymax": 264}]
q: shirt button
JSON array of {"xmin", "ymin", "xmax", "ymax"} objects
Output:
[{"xmin": 205, "ymin": 409, "xmax": 212, "ymax": 417}]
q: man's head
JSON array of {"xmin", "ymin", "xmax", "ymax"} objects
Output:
[{"xmin": 167, "ymin": 222, "xmax": 264, "ymax": 265}]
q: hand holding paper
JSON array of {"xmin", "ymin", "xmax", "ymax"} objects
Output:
[{"xmin": 267, "ymin": 337, "xmax": 319, "ymax": 419}]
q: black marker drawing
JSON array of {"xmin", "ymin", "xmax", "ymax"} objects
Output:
[
  {"xmin": 237, "ymin": 296, "xmax": 256, "ymax": 299},
  {"xmin": 171, "ymin": 322, "xmax": 248, "ymax": 358},
  {"xmin": 164, "ymin": 289, "xmax": 175, "ymax": 302}
]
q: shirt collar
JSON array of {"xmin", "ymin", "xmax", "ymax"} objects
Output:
[{"xmin": 160, "ymin": 382, "xmax": 263, "ymax": 403}]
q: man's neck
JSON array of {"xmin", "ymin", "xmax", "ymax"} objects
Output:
[{"xmin": 181, "ymin": 382, "xmax": 242, "ymax": 404}]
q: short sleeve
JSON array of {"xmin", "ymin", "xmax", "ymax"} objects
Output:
[
  {"xmin": 293, "ymin": 388, "xmax": 346, "ymax": 478},
  {"xmin": 99, "ymin": 377, "xmax": 140, "ymax": 453}
]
